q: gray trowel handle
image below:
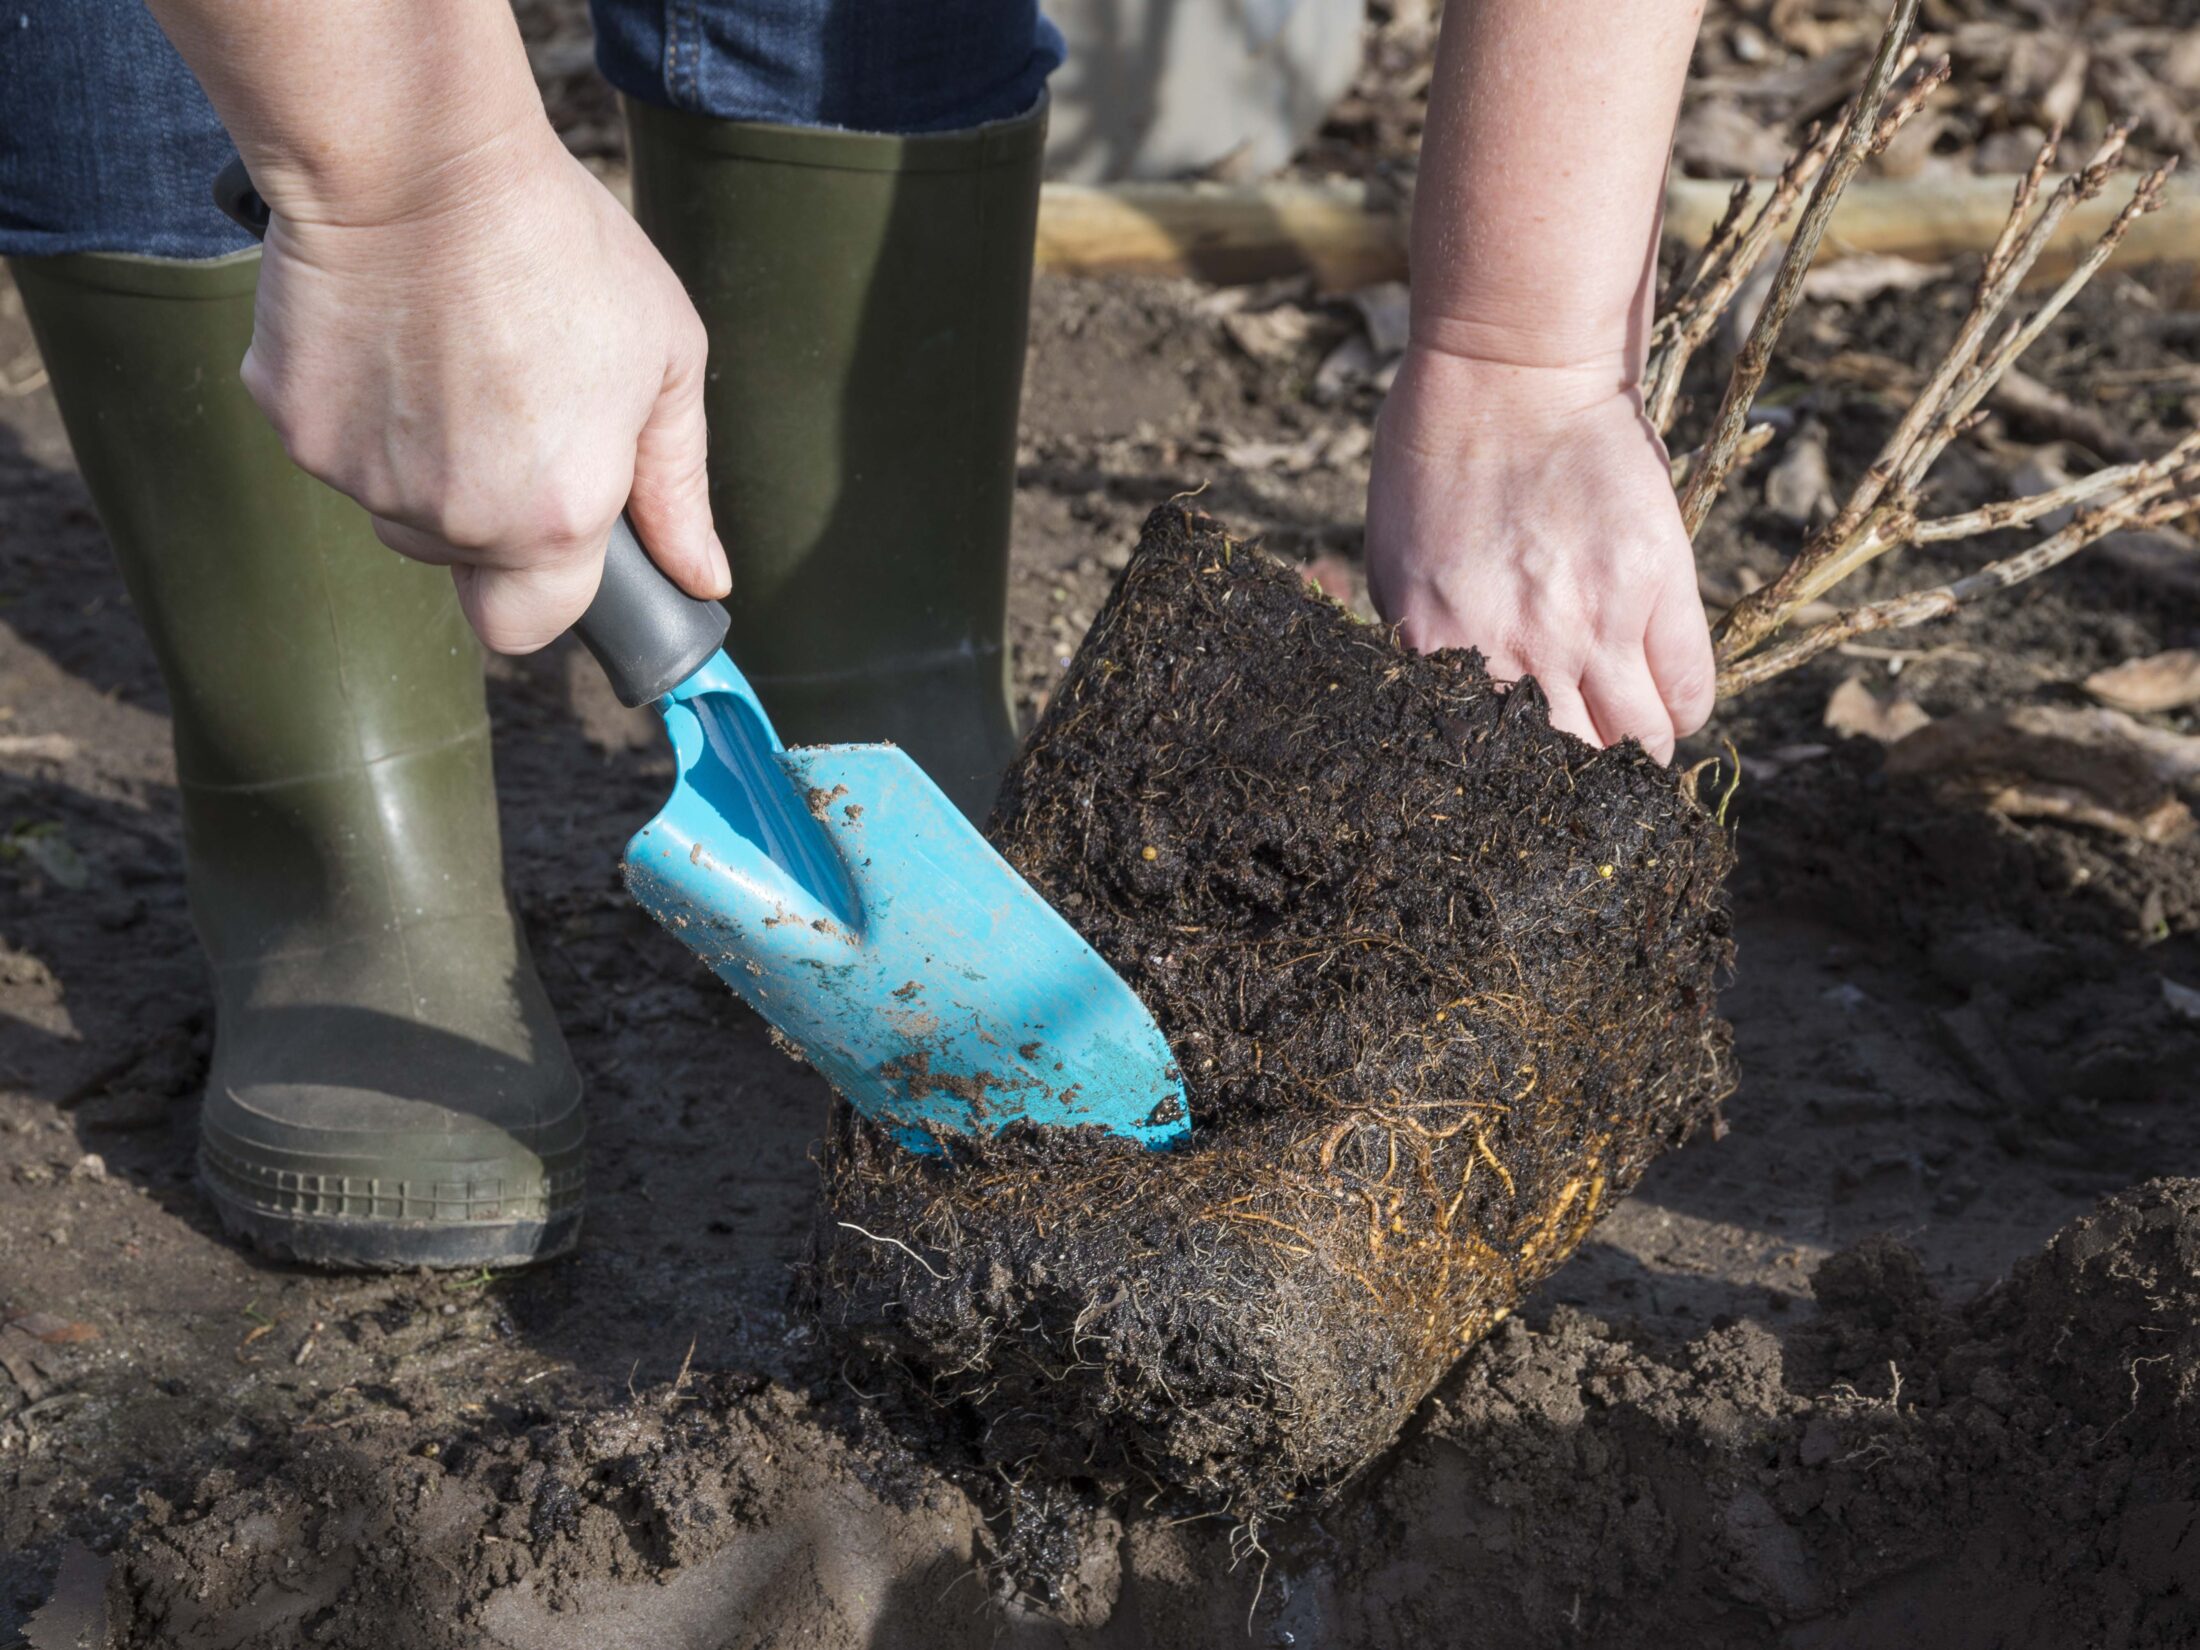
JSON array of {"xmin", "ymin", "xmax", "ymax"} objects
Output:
[
  {"xmin": 211, "ymin": 155, "xmax": 732, "ymax": 710},
  {"xmin": 576, "ymin": 515, "xmax": 732, "ymax": 706}
]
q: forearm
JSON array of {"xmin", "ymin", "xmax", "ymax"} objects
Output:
[
  {"xmin": 1409, "ymin": 0, "xmax": 1704, "ymax": 381},
  {"xmin": 143, "ymin": 0, "xmax": 550, "ymax": 223}
]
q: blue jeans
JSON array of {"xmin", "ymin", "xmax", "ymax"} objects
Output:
[{"xmin": 0, "ymin": 0, "xmax": 1062, "ymax": 259}]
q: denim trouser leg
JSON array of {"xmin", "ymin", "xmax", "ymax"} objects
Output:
[
  {"xmin": 0, "ymin": 0, "xmax": 1061, "ymax": 259},
  {"xmin": 589, "ymin": 0, "xmax": 1062, "ymax": 131},
  {"xmin": 0, "ymin": 0, "xmax": 254, "ymax": 258}
]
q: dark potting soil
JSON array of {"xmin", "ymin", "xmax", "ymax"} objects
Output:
[{"xmin": 816, "ymin": 506, "xmax": 1738, "ymax": 1518}]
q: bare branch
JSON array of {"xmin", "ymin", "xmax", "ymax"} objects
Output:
[
  {"xmin": 1676, "ymin": 0, "xmax": 1924, "ymax": 538},
  {"xmin": 1645, "ymin": 144, "xmax": 1828, "ymax": 434},
  {"xmin": 1717, "ymin": 435, "xmax": 2200, "ymax": 694},
  {"xmin": 1909, "ymin": 451, "xmax": 2164, "ymax": 543},
  {"xmin": 1669, "ymin": 422, "xmax": 1776, "ymax": 489},
  {"xmin": 1715, "ymin": 131, "xmax": 2169, "ymax": 661},
  {"xmin": 1642, "ymin": 48, "xmax": 1944, "ymax": 438},
  {"xmin": 1980, "ymin": 123, "xmax": 2061, "ymax": 291}
]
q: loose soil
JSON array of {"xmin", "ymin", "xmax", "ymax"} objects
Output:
[{"xmin": 7, "ymin": 73, "xmax": 2200, "ymax": 1647}]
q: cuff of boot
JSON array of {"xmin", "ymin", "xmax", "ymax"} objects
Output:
[
  {"xmin": 7, "ymin": 247, "xmax": 262, "ymax": 300},
  {"xmin": 620, "ymin": 92, "xmax": 1048, "ymax": 174}
]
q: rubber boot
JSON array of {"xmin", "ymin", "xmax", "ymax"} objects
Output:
[
  {"xmin": 625, "ymin": 99, "xmax": 1045, "ymax": 822},
  {"xmin": 10, "ymin": 251, "xmax": 585, "ymax": 1270}
]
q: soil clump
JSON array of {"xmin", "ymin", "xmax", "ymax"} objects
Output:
[{"xmin": 816, "ymin": 506, "xmax": 1738, "ymax": 1517}]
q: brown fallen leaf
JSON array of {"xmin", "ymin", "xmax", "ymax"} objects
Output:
[
  {"xmin": 1886, "ymin": 703, "xmax": 2200, "ymax": 841},
  {"xmin": 1739, "ymin": 742, "xmax": 1833, "ymax": 782},
  {"xmin": 1220, "ymin": 306, "xmax": 1317, "ymax": 362},
  {"xmin": 2084, "ymin": 649, "xmax": 2200, "ymax": 714},
  {"xmin": 1988, "ymin": 368, "xmax": 2142, "ymax": 465},
  {"xmin": 0, "ymin": 733, "xmax": 79, "ymax": 763},
  {"xmin": 1765, "ymin": 425, "xmax": 1837, "ymax": 527},
  {"xmin": 1981, "ymin": 781, "xmax": 2193, "ymax": 844},
  {"xmin": 1674, "ymin": 99, "xmax": 1795, "ymax": 177},
  {"xmin": 1801, "ymin": 253, "xmax": 1953, "ymax": 304},
  {"xmin": 8, "ymin": 1312, "xmax": 99, "ymax": 1345},
  {"xmin": 1824, "ymin": 676, "xmax": 1933, "ymax": 743},
  {"xmin": 1348, "ymin": 281, "xmax": 1411, "ymax": 359}
]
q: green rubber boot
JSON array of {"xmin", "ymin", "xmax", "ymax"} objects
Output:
[
  {"xmin": 625, "ymin": 99, "xmax": 1045, "ymax": 822},
  {"xmin": 11, "ymin": 251, "xmax": 585, "ymax": 1270}
]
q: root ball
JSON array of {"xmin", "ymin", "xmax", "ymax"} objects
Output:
[{"xmin": 816, "ymin": 507, "xmax": 1737, "ymax": 1516}]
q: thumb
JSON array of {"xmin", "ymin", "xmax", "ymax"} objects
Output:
[{"xmin": 625, "ymin": 318, "xmax": 730, "ymax": 602}]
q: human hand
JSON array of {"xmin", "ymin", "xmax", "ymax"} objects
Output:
[
  {"xmin": 241, "ymin": 125, "xmax": 728, "ymax": 652},
  {"xmin": 1365, "ymin": 347, "xmax": 1715, "ymax": 763}
]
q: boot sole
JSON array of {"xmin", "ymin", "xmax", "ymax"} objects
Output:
[
  {"xmin": 201, "ymin": 1137, "xmax": 587, "ymax": 1271},
  {"xmin": 206, "ymin": 1186, "xmax": 584, "ymax": 1270}
]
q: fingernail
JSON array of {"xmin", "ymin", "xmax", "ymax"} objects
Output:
[{"xmin": 705, "ymin": 535, "xmax": 732, "ymax": 600}]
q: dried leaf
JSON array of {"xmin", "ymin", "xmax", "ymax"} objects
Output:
[
  {"xmin": 0, "ymin": 733, "xmax": 78, "ymax": 762},
  {"xmin": 9, "ymin": 1312, "xmax": 99, "ymax": 1345},
  {"xmin": 1765, "ymin": 427, "xmax": 1837, "ymax": 526},
  {"xmin": 2083, "ymin": 649, "xmax": 2200, "ymax": 714},
  {"xmin": 1981, "ymin": 781, "xmax": 2193, "ymax": 843},
  {"xmin": 1824, "ymin": 676, "xmax": 1933, "ymax": 742},
  {"xmin": 2008, "ymin": 446, "xmax": 2081, "ymax": 533},
  {"xmin": 1221, "ymin": 306, "xmax": 1317, "ymax": 362},
  {"xmin": 1674, "ymin": 100, "xmax": 1796, "ymax": 177},
  {"xmin": 1887, "ymin": 703, "xmax": 2200, "ymax": 839},
  {"xmin": 2038, "ymin": 43, "xmax": 2090, "ymax": 129},
  {"xmin": 1801, "ymin": 253, "xmax": 1953, "ymax": 304},
  {"xmin": 1311, "ymin": 334, "xmax": 1379, "ymax": 404},
  {"xmin": 1739, "ymin": 742, "xmax": 1833, "ymax": 782},
  {"xmin": 1876, "ymin": 108, "xmax": 1953, "ymax": 179},
  {"xmin": 1348, "ymin": 282, "xmax": 1412, "ymax": 360},
  {"xmin": 2166, "ymin": 31, "xmax": 2200, "ymax": 95},
  {"xmin": 1218, "ymin": 424, "xmax": 1371, "ymax": 475}
]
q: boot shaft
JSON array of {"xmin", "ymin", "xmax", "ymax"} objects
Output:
[
  {"xmin": 10, "ymin": 251, "xmax": 513, "ymax": 971},
  {"xmin": 625, "ymin": 100, "xmax": 1045, "ymax": 817},
  {"xmin": 9, "ymin": 251, "xmax": 490, "ymax": 787}
]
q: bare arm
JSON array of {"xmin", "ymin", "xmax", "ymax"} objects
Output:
[
  {"xmin": 1366, "ymin": 0, "xmax": 1713, "ymax": 761},
  {"xmin": 143, "ymin": 0, "xmax": 729, "ymax": 650}
]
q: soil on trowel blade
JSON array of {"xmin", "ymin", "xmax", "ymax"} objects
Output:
[{"xmin": 816, "ymin": 505, "xmax": 1738, "ymax": 1518}]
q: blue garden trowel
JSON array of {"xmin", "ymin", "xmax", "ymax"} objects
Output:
[
  {"xmin": 214, "ymin": 157, "xmax": 1187, "ymax": 1152},
  {"xmin": 573, "ymin": 520, "xmax": 1189, "ymax": 1150}
]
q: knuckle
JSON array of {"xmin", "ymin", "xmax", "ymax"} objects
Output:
[
  {"xmin": 529, "ymin": 487, "xmax": 605, "ymax": 555},
  {"xmin": 433, "ymin": 497, "xmax": 500, "ymax": 555},
  {"xmin": 1665, "ymin": 656, "xmax": 1719, "ymax": 725},
  {"xmin": 679, "ymin": 311, "xmax": 710, "ymax": 368}
]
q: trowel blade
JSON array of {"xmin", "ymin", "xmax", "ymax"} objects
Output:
[{"xmin": 624, "ymin": 679, "xmax": 1189, "ymax": 1151}]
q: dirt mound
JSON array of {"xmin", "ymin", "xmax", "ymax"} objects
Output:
[
  {"xmin": 89, "ymin": 1181, "xmax": 2200, "ymax": 1648},
  {"xmin": 106, "ymin": 1379, "xmax": 993, "ymax": 1650},
  {"xmin": 1312, "ymin": 1177, "xmax": 2200, "ymax": 1648},
  {"xmin": 1976, "ymin": 1176, "xmax": 2200, "ymax": 1446},
  {"xmin": 814, "ymin": 506, "xmax": 1738, "ymax": 1517}
]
